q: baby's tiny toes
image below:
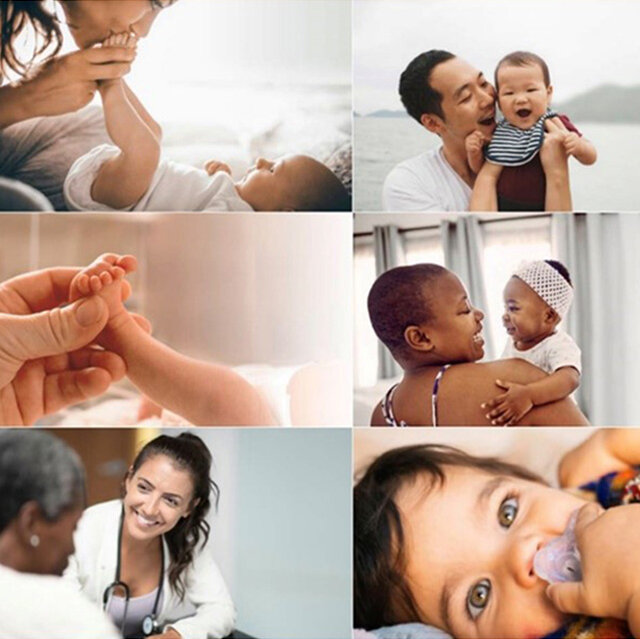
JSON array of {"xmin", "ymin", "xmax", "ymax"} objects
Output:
[
  {"xmin": 76, "ymin": 274, "xmax": 90, "ymax": 295},
  {"xmin": 89, "ymin": 274, "xmax": 103, "ymax": 293},
  {"xmin": 99, "ymin": 271, "xmax": 113, "ymax": 287},
  {"xmin": 111, "ymin": 266, "xmax": 125, "ymax": 280}
]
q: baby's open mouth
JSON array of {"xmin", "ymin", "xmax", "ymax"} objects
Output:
[{"xmin": 516, "ymin": 108, "xmax": 532, "ymax": 118}]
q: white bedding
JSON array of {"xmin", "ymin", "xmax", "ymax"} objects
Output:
[{"xmin": 45, "ymin": 360, "xmax": 350, "ymax": 427}]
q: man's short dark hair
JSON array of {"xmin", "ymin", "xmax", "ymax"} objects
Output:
[
  {"xmin": 399, "ymin": 50, "xmax": 456, "ymax": 123},
  {"xmin": 367, "ymin": 264, "xmax": 448, "ymax": 358},
  {"xmin": 495, "ymin": 51, "xmax": 551, "ymax": 91},
  {"xmin": 354, "ymin": 444, "xmax": 546, "ymax": 629}
]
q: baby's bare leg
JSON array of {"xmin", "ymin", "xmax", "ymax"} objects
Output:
[
  {"xmin": 91, "ymin": 35, "xmax": 161, "ymax": 209},
  {"xmin": 73, "ymin": 255, "xmax": 275, "ymax": 425},
  {"xmin": 106, "ymin": 324, "xmax": 275, "ymax": 426}
]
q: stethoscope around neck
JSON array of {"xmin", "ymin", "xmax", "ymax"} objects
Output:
[{"xmin": 102, "ymin": 507, "xmax": 164, "ymax": 638}]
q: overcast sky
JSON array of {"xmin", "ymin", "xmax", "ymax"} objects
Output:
[{"xmin": 355, "ymin": 0, "xmax": 640, "ymax": 114}]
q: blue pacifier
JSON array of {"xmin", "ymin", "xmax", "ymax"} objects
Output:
[{"xmin": 533, "ymin": 510, "xmax": 582, "ymax": 583}]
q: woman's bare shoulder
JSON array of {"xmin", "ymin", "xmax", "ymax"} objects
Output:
[{"xmin": 446, "ymin": 358, "xmax": 547, "ymax": 384}]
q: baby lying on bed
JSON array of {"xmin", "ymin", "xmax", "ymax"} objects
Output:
[
  {"xmin": 64, "ymin": 34, "xmax": 349, "ymax": 212},
  {"xmin": 355, "ymin": 429, "xmax": 640, "ymax": 639},
  {"xmin": 69, "ymin": 253, "xmax": 275, "ymax": 426}
]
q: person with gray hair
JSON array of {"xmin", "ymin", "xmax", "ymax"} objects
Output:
[{"xmin": 0, "ymin": 430, "xmax": 120, "ymax": 638}]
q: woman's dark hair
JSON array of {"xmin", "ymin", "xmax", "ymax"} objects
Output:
[
  {"xmin": 354, "ymin": 444, "xmax": 546, "ymax": 629},
  {"xmin": 126, "ymin": 432, "xmax": 219, "ymax": 600},
  {"xmin": 1, "ymin": 1, "xmax": 63, "ymax": 77}
]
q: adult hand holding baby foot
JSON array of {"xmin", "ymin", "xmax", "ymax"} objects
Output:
[
  {"xmin": 546, "ymin": 503, "xmax": 640, "ymax": 636},
  {"xmin": 0, "ymin": 267, "xmax": 126, "ymax": 426}
]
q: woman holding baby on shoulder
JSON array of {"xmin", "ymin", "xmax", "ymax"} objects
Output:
[{"xmin": 367, "ymin": 261, "xmax": 588, "ymax": 427}]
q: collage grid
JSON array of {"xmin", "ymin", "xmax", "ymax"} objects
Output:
[{"xmin": 1, "ymin": 1, "xmax": 640, "ymax": 639}]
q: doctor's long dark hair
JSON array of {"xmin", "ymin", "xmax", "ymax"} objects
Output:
[
  {"xmin": 1, "ymin": 1, "xmax": 62, "ymax": 77},
  {"xmin": 126, "ymin": 433, "xmax": 220, "ymax": 601}
]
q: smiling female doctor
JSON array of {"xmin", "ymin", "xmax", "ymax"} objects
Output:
[{"xmin": 64, "ymin": 433, "xmax": 235, "ymax": 639}]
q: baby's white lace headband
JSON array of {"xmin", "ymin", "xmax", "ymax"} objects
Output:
[{"xmin": 512, "ymin": 260, "xmax": 573, "ymax": 319}]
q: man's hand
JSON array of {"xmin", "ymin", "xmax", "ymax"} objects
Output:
[
  {"xmin": 547, "ymin": 503, "xmax": 640, "ymax": 636},
  {"xmin": 541, "ymin": 117, "xmax": 572, "ymax": 211},
  {"xmin": 204, "ymin": 160, "xmax": 232, "ymax": 176},
  {"xmin": 541, "ymin": 117, "xmax": 571, "ymax": 173},
  {"xmin": 481, "ymin": 379, "xmax": 534, "ymax": 425},
  {"xmin": 563, "ymin": 132, "xmax": 581, "ymax": 157}
]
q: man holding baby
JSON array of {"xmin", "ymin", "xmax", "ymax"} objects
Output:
[{"xmin": 383, "ymin": 50, "xmax": 574, "ymax": 212}]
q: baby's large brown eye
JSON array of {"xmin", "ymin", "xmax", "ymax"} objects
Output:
[
  {"xmin": 498, "ymin": 496, "xmax": 518, "ymax": 528},
  {"xmin": 467, "ymin": 579, "xmax": 491, "ymax": 618}
]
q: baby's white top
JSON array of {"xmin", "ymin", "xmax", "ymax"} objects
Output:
[
  {"xmin": 501, "ymin": 330, "xmax": 582, "ymax": 374},
  {"xmin": 383, "ymin": 147, "xmax": 471, "ymax": 211},
  {"xmin": 64, "ymin": 144, "xmax": 255, "ymax": 212}
]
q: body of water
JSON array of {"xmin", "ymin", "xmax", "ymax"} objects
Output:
[{"xmin": 355, "ymin": 117, "xmax": 640, "ymax": 212}]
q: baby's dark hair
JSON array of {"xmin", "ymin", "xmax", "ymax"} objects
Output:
[
  {"xmin": 399, "ymin": 50, "xmax": 456, "ymax": 123},
  {"xmin": 495, "ymin": 51, "xmax": 550, "ymax": 91},
  {"xmin": 544, "ymin": 259, "xmax": 572, "ymax": 286},
  {"xmin": 367, "ymin": 263, "xmax": 448, "ymax": 360},
  {"xmin": 354, "ymin": 444, "xmax": 547, "ymax": 629},
  {"xmin": 296, "ymin": 160, "xmax": 351, "ymax": 212}
]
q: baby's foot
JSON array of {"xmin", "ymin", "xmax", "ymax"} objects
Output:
[
  {"xmin": 69, "ymin": 254, "xmax": 137, "ymax": 324},
  {"xmin": 99, "ymin": 33, "xmax": 137, "ymax": 92},
  {"xmin": 102, "ymin": 32, "xmax": 138, "ymax": 49}
]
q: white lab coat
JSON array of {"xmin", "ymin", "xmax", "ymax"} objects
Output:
[
  {"xmin": 0, "ymin": 563, "xmax": 120, "ymax": 639},
  {"xmin": 64, "ymin": 500, "xmax": 236, "ymax": 639}
]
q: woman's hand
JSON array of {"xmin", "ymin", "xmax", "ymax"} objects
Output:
[
  {"xmin": 4, "ymin": 46, "xmax": 136, "ymax": 126},
  {"xmin": 546, "ymin": 503, "xmax": 640, "ymax": 635},
  {"xmin": 0, "ymin": 267, "xmax": 125, "ymax": 426}
]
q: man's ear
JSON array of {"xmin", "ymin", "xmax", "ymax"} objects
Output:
[
  {"xmin": 420, "ymin": 113, "xmax": 444, "ymax": 135},
  {"xmin": 404, "ymin": 325, "xmax": 435, "ymax": 353}
]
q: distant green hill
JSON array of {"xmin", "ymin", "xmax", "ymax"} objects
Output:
[
  {"xmin": 555, "ymin": 84, "xmax": 640, "ymax": 122},
  {"xmin": 363, "ymin": 85, "xmax": 640, "ymax": 122},
  {"xmin": 366, "ymin": 109, "xmax": 408, "ymax": 118}
]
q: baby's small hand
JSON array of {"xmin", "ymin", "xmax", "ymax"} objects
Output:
[
  {"xmin": 481, "ymin": 379, "xmax": 533, "ymax": 426},
  {"xmin": 547, "ymin": 503, "xmax": 640, "ymax": 628},
  {"xmin": 465, "ymin": 130, "xmax": 488, "ymax": 174},
  {"xmin": 563, "ymin": 132, "xmax": 581, "ymax": 156},
  {"xmin": 69, "ymin": 253, "xmax": 137, "ymax": 321},
  {"xmin": 204, "ymin": 160, "xmax": 232, "ymax": 176}
]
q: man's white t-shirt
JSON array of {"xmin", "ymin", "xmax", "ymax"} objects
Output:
[
  {"xmin": 0, "ymin": 564, "xmax": 120, "ymax": 639},
  {"xmin": 382, "ymin": 147, "xmax": 471, "ymax": 212}
]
